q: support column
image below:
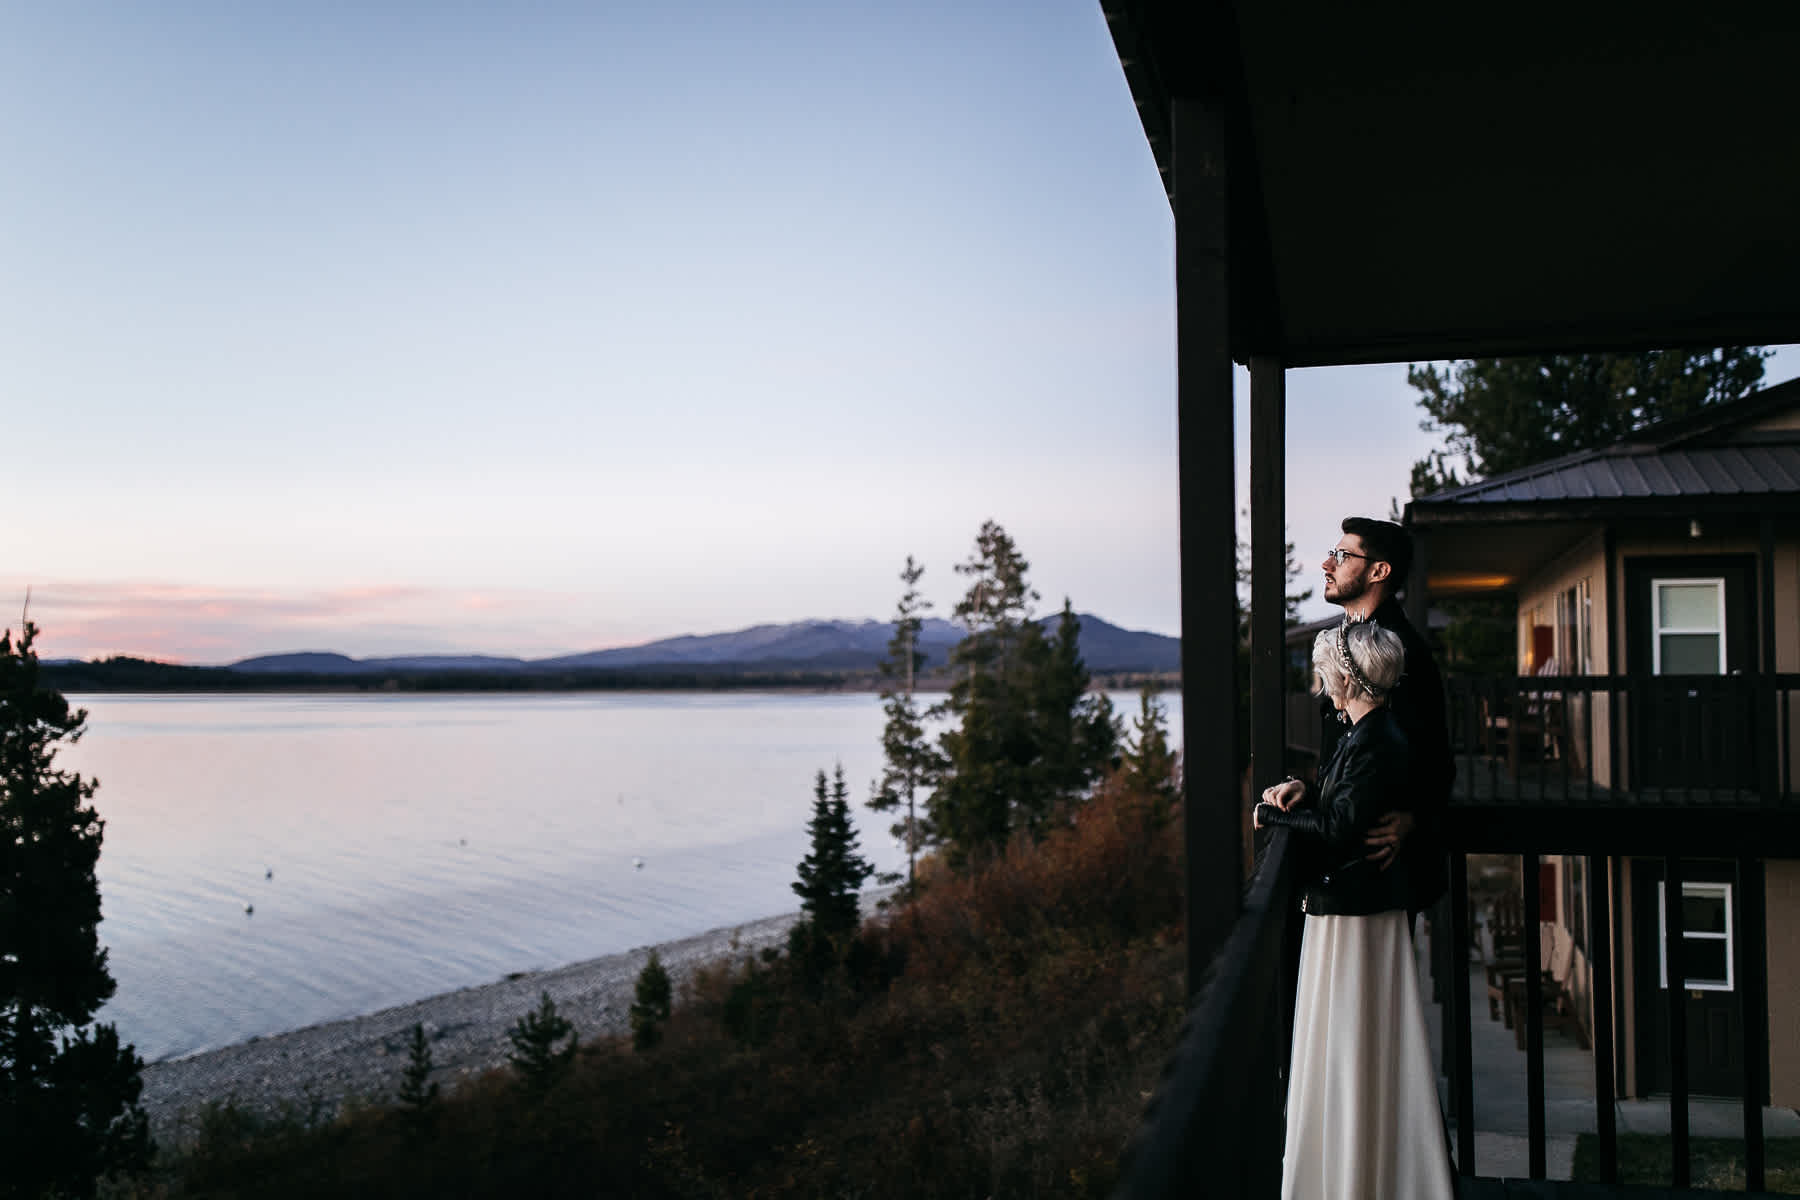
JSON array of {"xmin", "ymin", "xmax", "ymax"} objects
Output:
[
  {"xmin": 1249, "ymin": 357, "xmax": 1286, "ymax": 795},
  {"xmin": 1405, "ymin": 529, "xmax": 1429, "ymax": 633},
  {"xmin": 1173, "ymin": 96, "xmax": 1238, "ymax": 999}
]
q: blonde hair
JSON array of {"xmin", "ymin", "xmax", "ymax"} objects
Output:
[{"xmin": 1312, "ymin": 621, "xmax": 1404, "ymax": 703}]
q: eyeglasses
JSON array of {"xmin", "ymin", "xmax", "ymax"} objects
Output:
[{"xmin": 1325, "ymin": 548, "xmax": 1371, "ymax": 565}]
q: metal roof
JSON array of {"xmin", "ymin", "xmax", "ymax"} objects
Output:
[
  {"xmin": 1419, "ymin": 444, "xmax": 1800, "ymax": 507},
  {"xmin": 1410, "ymin": 378, "xmax": 1800, "ymax": 513}
]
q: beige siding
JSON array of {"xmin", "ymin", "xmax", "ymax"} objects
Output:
[
  {"xmin": 1770, "ymin": 860, "xmax": 1800, "ymax": 1108},
  {"xmin": 1515, "ymin": 535, "xmax": 1612, "ymax": 782}
]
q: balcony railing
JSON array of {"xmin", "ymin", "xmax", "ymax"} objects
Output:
[
  {"xmin": 1114, "ymin": 804, "xmax": 1800, "ymax": 1198},
  {"xmin": 1290, "ymin": 674, "xmax": 1800, "ymax": 810}
]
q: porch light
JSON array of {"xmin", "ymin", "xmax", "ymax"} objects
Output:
[{"xmin": 1689, "ymin": 518, "xmax": 1703, "ymax": 538}]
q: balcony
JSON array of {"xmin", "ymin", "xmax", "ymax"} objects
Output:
[{"xmin": 1117, "ymin": 676, "xmax": 1800, "ymax": 1197}]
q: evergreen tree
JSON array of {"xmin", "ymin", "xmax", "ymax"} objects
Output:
[
  {"xmin": 630, "ymin": 950, "xmax": 672, "ymax": 1051},
  {"xmin": 930, "ymin": 521, "xmax": 1045, "ymax": 865},
  {"xmin": 868, "ymin": 556, "xmax": 939, "ymax": 890},
  {"xmin": 0, "ymin": 622, "xmax": 151, "ymax": 1200},
  {"xmin": 1119, "ymin": 686, "xmax": 1180, "ymax": 818},
  {"xmin": 506, "ymin": 992, "xmax": 577, "ymax": 1097},
  {"xmin": 791, "ymin": 765, "xmax": 873, "ymax": 942},
  {"xmin": 1408, "ymin": 349, "xmax": 1769, "ymax": 492},
  {"xmin": 1029, "ymin": 601, "xmax": 1117, "ymax": 831},
  {"xmin": 396, "ymin": 1022, "xmax": 439, "ymax": 1112}
]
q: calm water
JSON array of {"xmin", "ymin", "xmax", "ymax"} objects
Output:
[{"xmin": 63, "ymin": 690, "xmax": 1181, "ymax": 1063}]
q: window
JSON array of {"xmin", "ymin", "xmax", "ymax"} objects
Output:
[
  {"xmin": 1563, "ymin": 855, "xmax": 1588, "ymax": 953},
  {"xmin": 1657, "ymin": 881, "xmax": 1733, "ymax": 991},
  {"xmin": 1651, "ymin": 578, "xmax": 1725, "ymax": 675},
  {"xmin": 1555, "ymin": 579, "xmax": 1593, "ymax": 674}
]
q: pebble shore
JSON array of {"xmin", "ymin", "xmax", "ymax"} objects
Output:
[{"xmin": 138, "ymin": 907, "xmax": 809, "ymax": 1147}]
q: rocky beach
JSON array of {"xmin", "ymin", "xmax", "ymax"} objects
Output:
[{"xmin": 139, "ymin": 907, "xmax": 813, "ymax": 1147}]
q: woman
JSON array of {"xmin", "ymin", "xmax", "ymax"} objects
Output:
[{"xmin": 1254, "ymin": 620, "xmax": 1453, "ymax": 1200}]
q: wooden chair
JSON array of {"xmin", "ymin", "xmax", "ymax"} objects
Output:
[
  {"xmin": 1505, "ymin": 923, "xmax": 1591, "ymax": 1050},
  {"xmin": 1484, "ymin": 891, "xmax": 1525, "ymax": 1021}
]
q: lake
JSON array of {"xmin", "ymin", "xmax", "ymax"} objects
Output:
[{"xmin": 64, "ymin": 689, "xmax": 1182, "ymax": 1063}]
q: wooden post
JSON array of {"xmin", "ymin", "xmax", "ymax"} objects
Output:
[
  {"xmin": 1249, "ymin": 356, "xmax": 1286, "ymax": 793},
  {"xmin": 1173, "ymin": 96, "xmax": 1238, "ymax": 999},
  {"xmin": 1589, "ymin": 853, "xmax": 1619, "ymax": 1181}
]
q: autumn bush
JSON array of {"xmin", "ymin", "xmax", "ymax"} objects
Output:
[{"xmin": 132, "ymin": 775, "xmax": 1186, "ymax": 1199}]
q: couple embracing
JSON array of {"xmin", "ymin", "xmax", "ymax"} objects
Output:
[{"xmin": 1253, "ymin": 517, "xmax": 1457, "ymax": 1200}]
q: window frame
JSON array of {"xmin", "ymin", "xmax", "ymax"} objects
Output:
[
  {"xmin": 1656, "ymin": 880, "xmax": 1734, "ymax": 992},
  {"xmin": 1650, "ymin": 576, "xmax": 1726, "ymax": 675}
]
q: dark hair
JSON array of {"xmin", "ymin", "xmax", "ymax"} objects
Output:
[{"xmin": 1341, "ymin": 517, "xmax": 1413, "ymax": 585}]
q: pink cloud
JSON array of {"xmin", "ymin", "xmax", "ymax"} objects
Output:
[{"xmin": 0, "ymin": 578, "xmax": 654, "ymax": 665}]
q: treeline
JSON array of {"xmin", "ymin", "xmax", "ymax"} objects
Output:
[
  {"xmin": 42, "ymin": 657, "xmax": 864, "ymax": 694},
  {"xmin": 44, "ymin": 657, "xmax": 1180, "ymax": 696}
]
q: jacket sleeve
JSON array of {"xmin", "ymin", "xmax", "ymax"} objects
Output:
[{"xmin": 1256, "ymin": 735, "xmax": 1404, "ymax": 859}]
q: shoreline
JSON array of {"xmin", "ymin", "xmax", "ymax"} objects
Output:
[{"xmin": 138, "ymin": 900, "xmax": 869, "ymax": 1147}]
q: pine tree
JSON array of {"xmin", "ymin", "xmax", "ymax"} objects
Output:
[
  {"xmin": 506, "ymin": 992, "xmax": 577, "ymax": 1097},
  {"xmin": 1029, "ymin": 601, "xmax": 1118, "ymax": 832},
  {"xmin": 0, "ymin": 622, "xmax": 151, "ymax": 1199},
  {"xmin": 1408, "ymin": 349, "xmax": 1769, "ymax": 491},
  {"xmin": 931, "ymin": 521, "xmax": 1044, "ymax": 865},
  {"xmin": 397, "ymin": 1022, "xmax": 439, "ymax": 1112},
  {"xmin": 791, "ymin": 765, "xmax": 873, "ymax": 942},
  {"xmin": 630, "ymin": 950, "xmax": 672, "ymax": 1051},
  {"xmin": 790, "ymin": 766, "xmax": 876, "ymax": 986},
  {"xmin": 868, "ymin": 556, "xmax": 939, "ymax": 890},
  {"xmin": 1120, "ymin": 686, "xmax": 1180, "ymax": 818}
]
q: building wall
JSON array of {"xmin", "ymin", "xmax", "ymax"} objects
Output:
[
  {"xmin": 1777, "ymin": 536, "xmax": 1800, "ymax": 789},
  {"xmin": 1515, "ymin": 534, "xmax": 1611, "ymax": 783},
  {"xmin": 1769, "ymin": 859, "xmax": 1800, "ymax": 1108}
]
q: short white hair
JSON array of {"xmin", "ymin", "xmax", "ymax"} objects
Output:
[{"xmin": 1311, "ymin": 621, "xmax": 1404, "ymax": 703}]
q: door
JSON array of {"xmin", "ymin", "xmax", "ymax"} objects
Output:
[
  {"xmin": 1632, "ymin": 861, "xmax": 1744, "ymax": 1097},
  {"xmin": 1625, "ymin": 557, "xmax": 1757, "ymax": 791}
]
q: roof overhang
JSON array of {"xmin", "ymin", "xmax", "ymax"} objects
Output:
[{"xmin": 1104, "ymin": 3, "xmax": 1800, "ymax": 366}]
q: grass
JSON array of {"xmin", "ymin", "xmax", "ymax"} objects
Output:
[{"xmin": 1572, "ymin": 1133, "xmax": 1800, "ymax": 1194}]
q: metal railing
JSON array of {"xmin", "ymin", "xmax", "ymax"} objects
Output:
[
  {"xmin": 1115, "ymin": 809, "xmax": 1800, "ymax": 1197},
  {"xmin": 1113, "ymin": 826, "xmax": 1297, "ymax": 1197},
  {"xmin": 1445, "ymin": 674, "xmax": 1800, "ymax": 809}
]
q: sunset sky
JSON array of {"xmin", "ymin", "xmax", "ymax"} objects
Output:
[{"xmin": 7, "ymin": 3, "xmax": 1795, "ymax": 664}]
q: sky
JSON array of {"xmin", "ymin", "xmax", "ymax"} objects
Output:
[{"xmin": 5, "ymin": 3, "xmax": 1796, "ymax": 664}]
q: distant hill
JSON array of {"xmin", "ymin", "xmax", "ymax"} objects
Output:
[
  {"xmin": 231, "ymin": 652, "xmax": 531, "ymax": 674},
  {"xmin": 227, "ymin": 614, "xmax": 1179, "ymax": 677}
]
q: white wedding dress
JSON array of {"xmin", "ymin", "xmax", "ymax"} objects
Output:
[{"xmin": 1280, "ymin": 910, "xmax": 1455, "ymax": 1200}]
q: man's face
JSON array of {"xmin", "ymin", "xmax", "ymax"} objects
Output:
[{"xmin": 1322, "ymin": 535, "xmax": 1375, "ymax": 606}]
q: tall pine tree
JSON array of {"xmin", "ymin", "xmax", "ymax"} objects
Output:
[
  {"xmin": 927, "ymin": 522, "xmax": 1117, "ymax": 866},
  {"xmin": 1029, "ymin": 601, "xmax": 1116, "ymax": 833},
  {"xmin": 868, "ymin": 556, "xmax": 939, "ymax": 891},
  {"xmin": 931, "ymin": 521, "xmax": 1044, "ymax": 865},
  {"xmin": 0, "ymin": 623, "xmax": 151, "ymax": 1199}
]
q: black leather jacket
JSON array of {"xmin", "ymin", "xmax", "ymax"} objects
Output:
[{"xmin": 1256, "ymin": 706, "xmax": 1414, "ymax": 916}]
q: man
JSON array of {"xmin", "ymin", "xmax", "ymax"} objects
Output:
[{"xmin": 1262, "ymin": 516, "xmax": 1453, "ymax": 913}]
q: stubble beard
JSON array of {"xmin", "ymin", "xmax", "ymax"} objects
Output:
[{"xmin": 1327, "ymin": 574, "xmax": 1368, "ymax": 608}]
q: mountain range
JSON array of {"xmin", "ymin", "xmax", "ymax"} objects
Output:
[{"xmin": 227, "ymin": 614, "xmax": 1180, "ymax": 677}]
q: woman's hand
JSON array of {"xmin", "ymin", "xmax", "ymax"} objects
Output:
[{"xmin": 1260, "ymin": 779, "xmax": 1304, "ymax": 811}]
